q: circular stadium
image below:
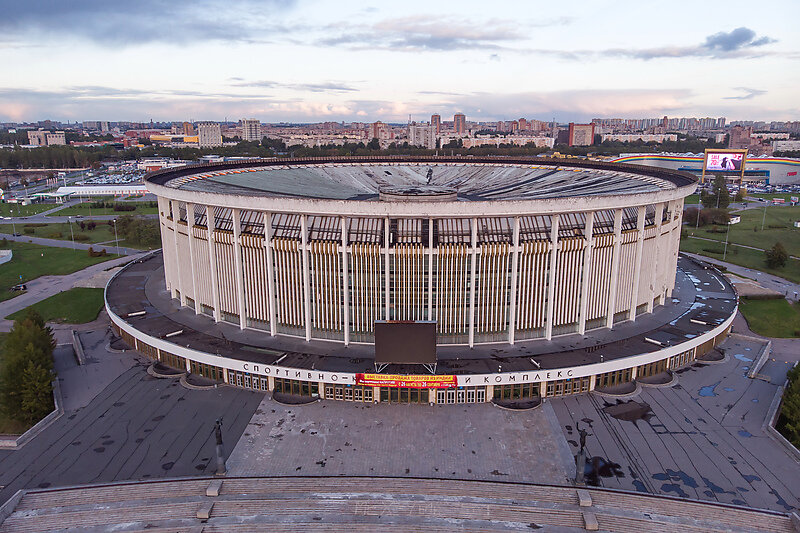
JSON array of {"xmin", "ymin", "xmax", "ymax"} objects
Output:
[{"xmin": 106, "ymin": 156, "xmax": 738, "ymax": 404}]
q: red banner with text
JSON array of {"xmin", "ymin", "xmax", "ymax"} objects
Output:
[{"xmin": 356, "ymin": 373, "xmax": 457, "ymax": 388}]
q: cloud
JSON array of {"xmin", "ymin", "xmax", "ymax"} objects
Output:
[
  {"xmin": 230, "ymin": 80, "xmax": 358, "ymax": 93},
  {"xmin": 593, "ymin": 27, "xmax": 777, "ymax": 60},
  {"xmin": 0, "ymin": 1, "xmax": 297, "ymax": 45},
  {"xmin": 317, "ymin": 16, "xmax": 572, "ymax": 52},
  {"xmin": 723, "ymin": 87, "xmax": 768, "ymax": 100}
]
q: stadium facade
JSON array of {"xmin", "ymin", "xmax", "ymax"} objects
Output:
[{"xmin": 106, "ymin": 156, "xmax": 737, "ymax": 404}]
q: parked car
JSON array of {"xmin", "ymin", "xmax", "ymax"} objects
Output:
[{"xmin": 11, "ymin": 284, "xmax": 27, "ymax": 291}]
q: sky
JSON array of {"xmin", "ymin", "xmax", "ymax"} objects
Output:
[{"xmin": 1, "ymin": 0, "xmax": 798, "ymax": 124}]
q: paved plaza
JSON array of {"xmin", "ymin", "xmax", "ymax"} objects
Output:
[
  {"xmin": 227, "ymin": 398, "xmax": 574, "ymax": 484},
  {"xmin": 1, "ymin": 314, "xmax": 798, "ymax": 517},
  {"xmin": 552, "ymin": 335, "xmax": 800, "ymax": 512},
  {"xmin": 0, "ymin": 328, "xmax": 262, "ymax": 506}
]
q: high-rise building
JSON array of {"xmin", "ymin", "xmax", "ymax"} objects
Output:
[
  {"xmin": 431, "ymin": 114, "xmax": 441, "ymax": 135},
  {"xmin": 242, "ymin": 118, "xmax": 261, "ymax": 142},
  {"xmin": 567, "ymin": 123, "xmax": 595, "ymax": 147},
  {"xmin": 453, "ymin": 113, "xmax": 466, "ymax": 135},
  {"xmin": 368, "ymin": 121, "xmax": 391, "ymax": 141},
  {"xmin": 197, "ymin": 122, "xmax": 223, "ymax": 148},
  {"xmin": 408, "ymin": 124, "xmax": 437, "ymax": 149},
  {"xmin": 518, "ymin": 118, "xmax": 528, "ymax": 131},
  {"xmin": 241, "ymin": 118, "xmax": 261, "ymax": 142},
  {"xmin": 728, "ymin": 125, "xmax": 752, "ymax": 150},
  {"xmin": 182, "ymin": 122, "xmax": 195, "ymax": 136}
]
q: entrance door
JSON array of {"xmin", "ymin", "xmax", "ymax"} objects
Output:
[
  {"xmin": 476, "ymin": 388, "xmax": 486, "ymax": 403},
  {"xmin": 457, "ymin": 389, "xmax": 466, "ymax": 403},
  {"xmin": 446, "ymin": 389, "xmax": 456, "ymax": 404},
  {"xmin": 466, "ymin": 389, "xmax": 475, "ymax": 403}
]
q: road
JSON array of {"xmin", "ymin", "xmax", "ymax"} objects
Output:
[
  {"xmin": 0, "ymin": 231, "xmax": 145, "ymax": 257},
  {"xmin": 683, "ymin": 251, "xmax": 800, "ymax": 301}
]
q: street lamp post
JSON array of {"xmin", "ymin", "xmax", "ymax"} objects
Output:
[
  {"xmin": 68, "ymin": 216, "xmax": 76, "ymax": 250},
  {"xmin": 10, "ymin": 208, "xmax": 16, "ymax": 239},
  {"xmin": 113, "ymin": 218, "xmax": 120, "ymax": 256},
  {"xmin": 761, "ymin": 202, "xmax": 768, "ymax": 231},
  {"xmin": 723, "ymin": 218, "xmax": 731, "ymax": 260}
]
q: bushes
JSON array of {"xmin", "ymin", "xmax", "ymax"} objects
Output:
[
  {"xmin": 113, "ymin": 204, "xmax": 136, "ymax": 212},
  {"xmin": 47, "ymin": 232, "xmax": 63, "ymax": 239},
  {"xmin": 87, "ymin": 246, "xmax": 108, "ymax": 257},
  {"xmin": 73, "ymin": 234, "xmax": 90, "ymax": 242},
  {"xmin": 742, "ymin": 294, "xmax": 784, "ymax": 301},
  {"xmin": 683, "ymin": 207, "xmax": 730, "ymax": 227},
  {"xmin": 23, "ymin": 223, "xmax": 47, "ymax": 228},
  {"xmin": 23, "ymin": 227, "xmax": 34, "ymax": 235},
  {"xmin": 765, "ymin": 242, "xmax": 789, "ymax": 269}
]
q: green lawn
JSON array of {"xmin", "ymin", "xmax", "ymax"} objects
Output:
[
  {"xmin": 683, "ymin": 206, "xmax": 800, "ymax": 256},
  {"xmin": 49, "ymin": 201, "xmax": 159, "ymax": 217},
  {"xmin": 6, "ymin": 287, "xmax": 105, "ymax": 324},
  {"xmin": 0, "ymin": 203, "xmax": 56, "ymax": 217},
  {"xmin": 0, "ymin": 331, "xmax": 29, "ymax": 434},
  {"xmin": 0, "ymin": 241, "xmax": 119, "ymax": 302},
  {"xmin": 684, "ymin": 194, "xmax": 700, "ymax": 205},
  {"xmin": 738, "ymin": 298, "xmax": 800, "ymax": 338},
  {"xmin": 0, "ymin": 222, "xmax": 121, "ymax": 248},
  {"xmin": 680, "ymin": 236, "xmax": 800, "ymax": 284}
]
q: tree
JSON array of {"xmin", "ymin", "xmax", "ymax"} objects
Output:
[
  {"xmin": 19, "ymin": 359, "xmax": 53, "ymax": 424},
  {"xmin": 765, "ymin": 242, "xmax": 789, "ymax": 269},
  {"xmin": 0, "ymin": 310, "xmax": 55, "ymax": 423},
  {"xmin": 734, "ymin": 189, "xmax": 745, "ymax": 202},
  {"xmin": 367, "ymin": 138, "xmax": 380, "ymax": 150},
  {"xmin": 701, "ymin": 175, "xmax": 730, "ymax": 209}
]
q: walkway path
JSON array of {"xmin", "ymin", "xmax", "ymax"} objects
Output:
[{"xmin": 0, "ymin": 252, "xmax": 145, "ymax": 331}]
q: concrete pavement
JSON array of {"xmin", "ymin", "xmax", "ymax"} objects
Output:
[
  {"xmin": 0, "ymin": 330, "xmax": 262, "ymax": 506},
  {"xmin": 684, "ymin": 252, "xmax": 800, "ymax": 302},
  {"xmin": 0, "ymin": 232, "xmax": 144, "ymax": 256}
]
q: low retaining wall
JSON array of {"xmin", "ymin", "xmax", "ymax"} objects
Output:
[
  {"xmin": 0, "ymin": 377, "xmax": 64, "ymax": 449},
  {"xmin": 762, "ymin": 365, "xmax": 800, "ymax": 464},
  {"xmin": 0, "ymin": 249, "xmax": 12, "ymax": 266}
]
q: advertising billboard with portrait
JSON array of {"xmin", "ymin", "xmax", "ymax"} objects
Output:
[{"xmin": 704, "ymin": 151, "xmax": 745, "ymax": 171}]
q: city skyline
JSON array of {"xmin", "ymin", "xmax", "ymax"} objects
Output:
[{"xmin": 1, "ymin": 0, "xmax": 798, "ymax": 123}]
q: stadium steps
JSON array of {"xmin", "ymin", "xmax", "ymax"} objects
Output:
[{"xmin": 0, "ymin": 477, "xmax": 794, "ymax": 533}]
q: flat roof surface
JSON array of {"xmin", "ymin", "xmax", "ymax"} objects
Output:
[{"xmin": 106, "ymin": 253, "xmax": 737, "ymax": 376}]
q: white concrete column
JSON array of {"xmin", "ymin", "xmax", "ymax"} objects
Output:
[
  {"xmin": 545, "ymin": 215, "xmax": 560, "ymax": 340},
  {"xmin": 205, "ymin": 205, "xmax": 221, "ymax": 323},
  {"xmin": 427, "ymin": 217, "xmax": 434, "ymax": 321},
  {"xmin": 232, "ymin": 209, "xmax": 247, "ymax": 330},
  {"xmin": 468, "ymin": 217, "xmax": 477, "ymax": 347},
  {"xmin": 341, "ymin": 216, "xmax": 350, "ymax": 346},
  {"xmin": 301, "ymin": 214, "xmax": 312, "ymax": 341},
  {"xmin": 171, "ymin": 201, "xmax": 185, "ymax": 305},
  {"xmin": 185, "ymin": 203, "xmax": 200, "ymax": 314},
  {"xmin": 578, "ymin": 211, "xmax": 595, "ymax": 335},
  {"xmin": 606, "ymin": 209, "xmax": 623, "ymax": 329},
  {"xmin": 263, "ymin": 212, "xmax": 277, "ymax": 336},
  {"xmin": 628, "ymin": 205, "xmax": 646, "ymax": 321},
  {"xmin": 384, "ymin": 216, "xmax": 390, "ymax": 320},
  {"xmin": 508, "ymin": 216, "xmax": 520, "ymax": 344},
  {"xmin": 649, "ymin": 203, "xmax": 665, "ymax": 312}
]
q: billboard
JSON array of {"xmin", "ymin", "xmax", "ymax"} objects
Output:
[
  {"xmin": 704, "ymin": 151, "xmax": 744, "ymax": 171},
  {"xmin": 356, "ymin": 374, "xmax": 456, "ymax": 388},
  {"xmin": 374, "ymin": 321, "xmax": 436, "ymax": 364}
]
